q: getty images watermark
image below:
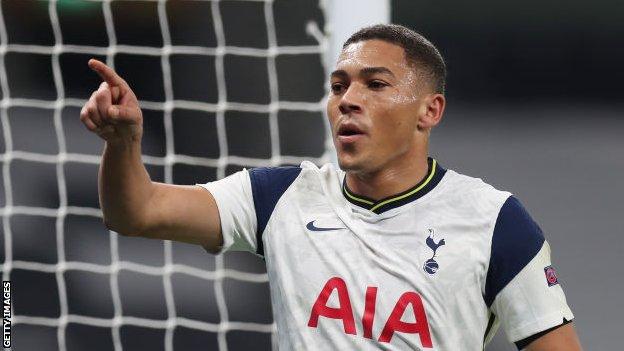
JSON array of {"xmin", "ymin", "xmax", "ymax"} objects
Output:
[{"xmin": 2, "ymin": 281, "xmax": 9, "ymax": 348}]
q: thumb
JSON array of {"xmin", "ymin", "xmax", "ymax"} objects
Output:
[{"xmin": 108, "ymin": 105, "xmax": 140, "ymax": 124}]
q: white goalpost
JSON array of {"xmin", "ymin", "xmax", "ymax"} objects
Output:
[{"xmin": 0, "ymin": 0, "xmax": 387, "ymax": 350}]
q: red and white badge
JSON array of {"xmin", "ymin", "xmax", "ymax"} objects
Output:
[{"xmin": 544, "ymin": 266, "xmax": 559, "ymax": 287}]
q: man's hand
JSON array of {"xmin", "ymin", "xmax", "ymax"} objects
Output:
[
  {"xmin": 81, "ymin": 58, "xmax": 224, "ymax": 251},
  {"xmin": 80, "ymin": 59, "xmax": 143, "ymax": 146}
]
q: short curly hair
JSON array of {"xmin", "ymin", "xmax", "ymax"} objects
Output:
[{"xmin": 343, "ymin": 24, "xmax": 446, "ymax": 94}]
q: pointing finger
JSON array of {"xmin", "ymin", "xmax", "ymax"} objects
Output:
[{"xmin": 88, "ymin": 59, "xmax": 126, "ymax": 88}]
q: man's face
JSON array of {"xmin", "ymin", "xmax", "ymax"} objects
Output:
[{"xmin": 327, "ymin": 39, "xmax": 428, "ymax": 174}]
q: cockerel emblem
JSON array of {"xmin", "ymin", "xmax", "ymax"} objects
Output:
[{"xmin": 423, "ymin": 229, "xmax": 445, "ymax": 275}]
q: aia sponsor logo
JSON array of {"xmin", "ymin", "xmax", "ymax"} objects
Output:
[
  {"xmin": 544, "ymin": 266, "xmax": 559, "ymax": 287},
  {"xmin": 307, "ymin": 277, "xmax": 433, "ymax": 348}
]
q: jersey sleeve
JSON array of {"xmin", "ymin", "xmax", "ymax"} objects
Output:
[
  {"xmin": 196, "ymin": 170, "xmax": 258, "ymax": 254},
  {"xmin": 484, "ymin": 196, "xmax": 574, "ymax": 345},
  {"xmin": 197, "ymin": 166, "xmax": 302, "ymax": 256}
]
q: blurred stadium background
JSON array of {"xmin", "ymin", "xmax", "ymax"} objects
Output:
[{"xmin": 0, "ymin": 0, "xmax": 621, "ymax": 350}]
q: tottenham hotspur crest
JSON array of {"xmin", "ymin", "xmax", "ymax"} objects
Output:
[{"xmin": 423, "ymin": 229, "xmax": 445, "ymax": 275}]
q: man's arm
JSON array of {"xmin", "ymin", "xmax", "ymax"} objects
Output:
[
  {"xmin": 81, "ymin": 59, "xmax": 223, "ymax": 252},
  {"xmin": 525, "ymin": 322, "xmax": 583, "ymax": 351},
  {"xmin": 485, "ymin": 196, "xmax": 581, "ymax": 350}
]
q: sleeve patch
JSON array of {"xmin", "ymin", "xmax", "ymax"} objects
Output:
[
  {"xmin": 484, "ymin": 196, "xmax": 545, "ymax": 307},
  {"xmin": 249, "ymin": 166, "xmax": 302, "ymax": 256},
  {"xmin": 544, "ymin": 266, "xmax": 559, "ymax": 287}
]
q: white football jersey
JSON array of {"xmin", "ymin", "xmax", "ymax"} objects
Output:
[{"xmin": 198, "ymin": 158, "xmax": 573, "ymax": 350}]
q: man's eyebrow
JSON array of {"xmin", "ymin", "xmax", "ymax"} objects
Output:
[
  {"xmin": 360, "ymin": 66, "xmax": 395, "ymax": 78},
  {"xmin": 330, "ymin": 67, "xmax": 395, "ymax": 79},
  {"xmin": 330, "ymin": 70, "xmax": 348, "ymax": 79}
]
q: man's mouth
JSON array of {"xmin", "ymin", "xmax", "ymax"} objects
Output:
[{"xmin": 336, "ymin": 123, "xmax": 366, "ymax": 143}]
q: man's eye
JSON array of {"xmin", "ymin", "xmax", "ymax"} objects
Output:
[
  {"xmin": 368, "ymin": 80, "xmax": 388, "ymax": 89},
  {"xmin": 331, "ymin": 83, "xmax": 346, "ymax": 94}
]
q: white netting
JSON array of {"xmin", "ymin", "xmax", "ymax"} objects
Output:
[{"xmin": 0, "ymin": 0, "xmax": 330, "ymax": 350}]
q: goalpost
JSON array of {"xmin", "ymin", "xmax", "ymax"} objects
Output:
[{"xmin": 0, "ymin": 0, "xmax": 387, "ymax": 350}]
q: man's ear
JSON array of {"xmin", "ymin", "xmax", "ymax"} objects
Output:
[{"xmin": 417, "ymin": 93, "xmax": 445, "ymax": 131}]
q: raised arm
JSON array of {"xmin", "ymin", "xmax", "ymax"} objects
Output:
[{"xmin": 80, "ymin": 59, "xmax": 223, "ymax": 252}]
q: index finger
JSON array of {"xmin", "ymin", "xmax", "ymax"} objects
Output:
[{"xmin": 88, "ymin": 59, "xmax": 126, "ymax": 87}]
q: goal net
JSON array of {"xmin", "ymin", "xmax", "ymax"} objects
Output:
[{"xmin": 0, "ymin": 0, "xmax": 333, "ymax": 350}]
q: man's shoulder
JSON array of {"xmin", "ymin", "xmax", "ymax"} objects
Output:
[
  {"xmin": 245, "ymin": 161, "xmax": 340, "ymax": 199},
  {"xmin": 248, "ymin": 161, "xmax": 339, "ymax": 177},
  {"xmin": 438, "ymin": 166, "xmax": 512, "ymax": 212}
]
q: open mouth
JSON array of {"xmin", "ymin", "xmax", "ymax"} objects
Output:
[{"xmin": 337, "ymin": 123, "xmax": 365, "ymax": 137}]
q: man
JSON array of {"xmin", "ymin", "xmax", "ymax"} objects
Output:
[{"xmin": 80, "ymin": 24, "xmax": 582, "ymax": 350}]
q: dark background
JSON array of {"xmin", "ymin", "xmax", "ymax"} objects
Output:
[
  {"xmin": 2, "ymin": 0, "xmax": 324, "ymax": 350},
  {"xmin": 1, "ymin": 0, "xmax": 621, "ymax": 350},
  {"xmin": 394, "ymin": 1, "xmax": 623, "ymax": 350},
  {"xmin": 394, "ymin": 0, "xmax": 624, "ymax": 103}
]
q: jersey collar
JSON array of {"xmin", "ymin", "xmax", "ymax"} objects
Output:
[{"xmin": 342, "ymin": 157, "xmax": 446, "ymax": 214}]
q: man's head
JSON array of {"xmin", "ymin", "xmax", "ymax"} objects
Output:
[
  {"xmin": 343, "ymin": 24, "xmax": 446, "ymax": 95},
  {"xmin": 327, "ymin": 24, "xmax": 446, "ymax": 175}
]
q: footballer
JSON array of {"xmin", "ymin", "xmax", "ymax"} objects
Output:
[{"xmin": 80, "ymin": 24, "xmax": 583, "ymax": 350}]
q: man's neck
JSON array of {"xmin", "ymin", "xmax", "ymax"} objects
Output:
[{"xmin": 345, "ymin": 153, "xmax": 430, "ymax": 201}]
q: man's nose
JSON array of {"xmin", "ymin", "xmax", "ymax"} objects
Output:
[{"xmin": 338, "ymin": 84, "xmax": 363, "ymax": 115}]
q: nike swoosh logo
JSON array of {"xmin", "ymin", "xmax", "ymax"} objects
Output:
[{"xmin": 306, "ymin": 220, "xmax": 344, "ymax": 232}]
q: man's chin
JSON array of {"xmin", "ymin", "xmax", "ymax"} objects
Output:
[{"xmin": 336, "ymin": 154, "xmax": 365, "ymax": 172}]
